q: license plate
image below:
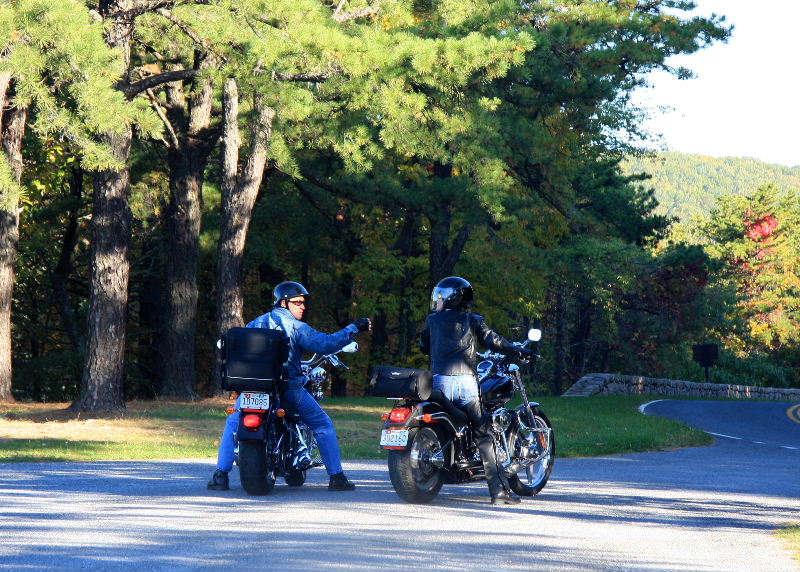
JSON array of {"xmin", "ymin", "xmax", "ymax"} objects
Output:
[
  {"xmin": 240, "ymin": 392, "xmax": 270, "ymax": 411},
  {"xmin": 380, "ymin": 429, "xmax": 409, "ymax": 447}
]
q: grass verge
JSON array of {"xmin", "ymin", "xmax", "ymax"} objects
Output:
[
  {"xmin": 777, "ymin": 525, "xmax": 800, "ymax": 563},
  {"xmin": 0, "ymin": 394, "xmax": 710, "ymax": 462}
]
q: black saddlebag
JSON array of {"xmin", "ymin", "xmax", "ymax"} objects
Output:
[
  {"xmin": 219, "ymin": 327, "xmax": 289, "ymax": 392},
  {"xmin": 368, "ymin": 366, "xmax": 433, "ymax": 400}
]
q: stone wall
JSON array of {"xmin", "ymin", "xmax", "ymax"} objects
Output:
[{"xmin": 563, "ymin": 372, "xmax": 800, "ymax": 401}]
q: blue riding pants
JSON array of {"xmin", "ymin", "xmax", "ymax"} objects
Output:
[
  {"xmin": 433, "ymin": 373, "xmax": 479, "ymax": 407},
  {"xmin": 215, "ymin": 389, "xmax": 343, "ymax": 476}
]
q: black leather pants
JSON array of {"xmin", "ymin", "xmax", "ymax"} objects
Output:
[{"xmin": 462, "ymin": 398, "xmax": 508, "ymax": 496}]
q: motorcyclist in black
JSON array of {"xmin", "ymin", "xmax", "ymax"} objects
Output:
[{"xmin": 420, "ymin": 276, "xmax": 531, "ymax": 505}]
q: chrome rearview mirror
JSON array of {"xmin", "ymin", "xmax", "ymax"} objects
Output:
[
  {"xmin": 527, "ymin": 328, "xmax": 542, "ymax": 342},
  {"xmin": 342, "ymin": 342, "xmax": 359, "ymax": 353}
]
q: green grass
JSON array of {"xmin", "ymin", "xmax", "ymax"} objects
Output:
[
  {"xmin": 0, "ymin": 394, "xmax": 711, "ymax": 463},
  {"xmin": 536, "ymin": 395, "xmax": 713, "ymax": 456},
  {"xmin": 778, "ymin": 525, "xmax": 800, "ymax": 563},
  {"xmin": 0, "ymin": 438, "xmax": 215, "ymax": 462}
]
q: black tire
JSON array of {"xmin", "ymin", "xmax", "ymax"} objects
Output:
[
  {"xmin": 387, "ymin": 426, "xmax": 445, "ymax": 504},
  {"xmin": 506, "ymin": 408, "xmax": 555, "ymax": 497},
  {"xmin": 238, "ymin": 440, "xmax": 276, "ymax": 496},
  {"xmin": 284, "ymin": 469, "xmax": 307, "ymax": 487}
]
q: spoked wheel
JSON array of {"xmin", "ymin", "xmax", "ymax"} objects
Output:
[
  {"xmin": 285, "ymin": 425, "xmax": 318, "ymax": 487},
  {"xmin": 238, "ymin": 439, "xmax": 277, "ymax": 496},
  {"xmin": 301, "ymin": 425, "xmax": 323, "ymax": 468},
  {"xmin": 506, "ymin": 407, "xmax": 555, "ymax": 496},
  {"xmin": 388, "ymin": 426, "xmax": 445, "ymax": 504}
]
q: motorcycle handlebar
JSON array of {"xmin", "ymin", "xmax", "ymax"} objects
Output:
[
  {"xmin": 477, "ymin": 341, "xmax": 540, "ymax": 363},
  {"xmin": 302, "ymin": 346, "xmax": 354, "ymax": 370}
]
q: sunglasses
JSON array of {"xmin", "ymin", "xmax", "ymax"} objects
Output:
[{"xmin": 288, "ymin": 299, "xmax": 307, "ymax": 307}]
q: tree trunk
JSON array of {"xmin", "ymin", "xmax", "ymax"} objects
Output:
[
  {"xmin": 397, "ymin": 215, "xmax": 420, "ymax": 358},
  {"xmin": 568, "ymin": 296, "xmax": 593, "ymax": 381},
  {"xmin": 160, "ymin": 164, "xmax": 202, "ymax": 398},
  {"xmin": 427, "ymin": 203, "xmax": 470, "ymax": 286},
  {"xmin": 71, "ymin": 1, "xmax": 135, "ymax": 413},
  {"xmin": 50, "ymin": 165, "xmax": 86, "ymax": 354},
  {"xmin": 72, "ymin": 126, "xmax": 132, "ymax": 412},
  {"xmin": 0, "ymin": 76, "xmax": 26, "ymax": 402},
  {"xmin": 159, "ymin": 58, "xmax": 217, "ymax": 399},
  {"xmin": 214, "ymin": 79, "xmax": 275, "ymax": 395},
  {"xmin": 135, "ymin": 228, "xmax": 164, "ymax": 396},
  {"xmin": 551, "ymin": 289, "xmax": 566, "ymax": 396}
]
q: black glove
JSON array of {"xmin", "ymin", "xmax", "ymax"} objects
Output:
[
  {"xmin": 353, "ymin": 317, "xmax": 372, "ymax": 332},
  {"xmin": 513, "ymin": 345, "xmax": 533, "ymax": 363}
]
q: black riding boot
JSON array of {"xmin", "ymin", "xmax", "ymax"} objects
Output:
[
  {"xmin": 207, "ymin": 469, "xmax": 229, "ymax": 491},
  {"xmin": 463, "ymin": 399, "xmax": 521, "ymax": 505},
  {"xmin": 328, "ymin": 472, "xmax": 356, "ymax": 491}
]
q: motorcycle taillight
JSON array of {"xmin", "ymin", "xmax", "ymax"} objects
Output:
[
  {"xmin": 242, "ymin": 413, "xmax": 263, "ymax": 428},
  {"xmin": 388, "ymin": 407, "xmax": 412, "ymax": 423}
]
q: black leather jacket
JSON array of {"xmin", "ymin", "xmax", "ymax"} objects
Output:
[{"xmin": 420, "ymin": 310, "xmax": 515, "ymax": 376}]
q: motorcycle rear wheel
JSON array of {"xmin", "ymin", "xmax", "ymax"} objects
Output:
[
  {"xmin": 506, "ymin": 408, "xmax": 555, "ymax": 496},
  {"xmin": 388, "ymin": 426, "xmax": 445, "ymax": 504},
  {"xmin": 238, "ymin": 440, "xmax": 277, "ymax": 496}
]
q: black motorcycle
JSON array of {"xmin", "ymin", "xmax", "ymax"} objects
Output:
[
  {"xmin": 374, "ymin": 329, "xmax": 554, "ymax": 504},
  {"xmin": 219, "ymin": 330, "xmax": 358, "ymax": 496}
]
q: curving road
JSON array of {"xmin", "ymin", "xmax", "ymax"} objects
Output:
[{"xmin": 0, "ymin": 399, "xmax": 798, "ymax": 572}]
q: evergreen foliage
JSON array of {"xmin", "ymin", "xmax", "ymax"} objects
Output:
[
  {"xmin": 9, "ymin": 1, "xmax": 795, "ymax": 404},
  {"xmin": 0, "ymin": 0, "xmax": 160, "ymax": 180}
]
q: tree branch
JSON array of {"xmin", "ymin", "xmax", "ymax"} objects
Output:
[
  {"xmin": 333, "ymin": 5, "xmax": 381, "ymax": 23},
  {"xmin": 102, "ymin": 0, "xmax": 213, "ymax": 21},
  {"xmin": 270, "ymin": 69, "xmax": 342, "ymax": 82},
  {"xmin": 144, "ymin": 88, "xmax": 180, "ymax": 149},
  {"xmin": 156, "ymin": 8, "xmax": 228, "ymax": 62},
  {"xmin": 117, "ymin": 69, "xmax": 197, "ymax": 99}
]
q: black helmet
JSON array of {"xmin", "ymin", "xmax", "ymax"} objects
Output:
[
  {"xmin": 272, "ymin": 281, "xmax": 310, "ymax": 306},
  {"xmin": 430, "ymin": 276, "xmax": 473, "ymax": 312}
]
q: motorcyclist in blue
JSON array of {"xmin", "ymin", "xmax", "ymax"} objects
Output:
[
  {"xmin": 208, "ymin": 281, "xmax": 371, "ymax": 492},
  {"xmin": 420, "ymin": 276, "xmax": 531, "ymax": 505}
]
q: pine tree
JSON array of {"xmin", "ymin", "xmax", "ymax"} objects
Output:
[{"xmin": 0, "ymin": 0, "xmax": 158, "ymax": 404}]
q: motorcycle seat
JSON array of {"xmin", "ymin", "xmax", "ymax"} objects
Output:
[{"xmin": 427, "ymin": 389, "xmax": 470, "ymax": 427}]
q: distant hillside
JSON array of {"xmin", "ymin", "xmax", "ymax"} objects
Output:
[{"xmin": 622, "ymin": 152, "xmax": 800, "ymax": 221}]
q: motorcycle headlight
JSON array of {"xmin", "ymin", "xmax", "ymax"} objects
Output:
[{"xmin": 491, "ymin": 409, "xmax": 512, "ymax": 431}]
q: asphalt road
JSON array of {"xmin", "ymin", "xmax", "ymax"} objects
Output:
[{"xmin": 1, "ymin": 399, "xmax": 799, "ymax": 572}]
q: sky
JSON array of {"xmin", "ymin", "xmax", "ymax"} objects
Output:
[{"xmin": 632, "ymin": 0, "xmax": 800, "ymax": 167}]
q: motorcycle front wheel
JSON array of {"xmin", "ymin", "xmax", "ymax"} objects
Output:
[
  {"xmin": 238, "ymin": 439, "xmax": 277, "ymax": 496},
  {"xmin": 388, "ymin": 426, "xmax": 445, "ymax": 504},
  {"xmin": 284, "ymin": 469, "xmax": 306, "ymax": 486},
  {"xmin": 506, "ymin": 407, "xmax": 555, "ymax": 496},
  {"xmin": 285, "ymin": 424, "xmax": 317, "ymax": 486}
]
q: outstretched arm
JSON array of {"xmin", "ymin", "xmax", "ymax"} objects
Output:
[{"xmin": 296, "ymin": 322, "xmax": 359, "ymax": 356}]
